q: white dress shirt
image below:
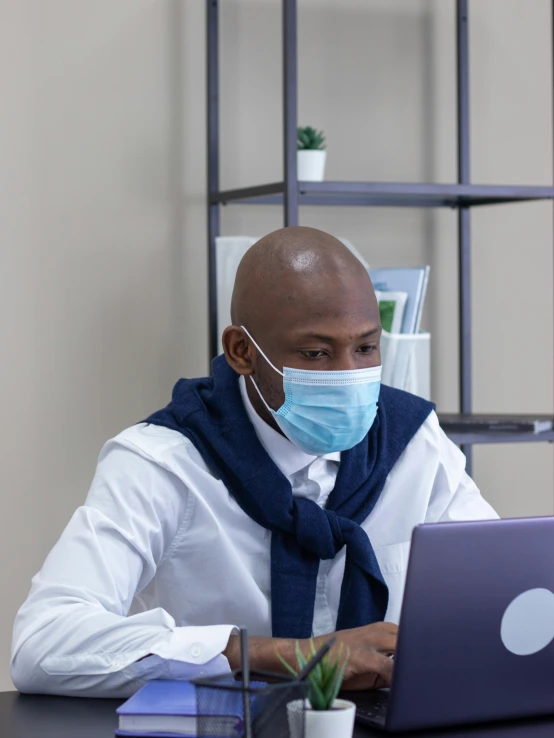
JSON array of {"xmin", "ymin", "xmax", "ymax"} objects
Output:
[{"xmin": 11, "ymin": 377, "xmax": 497, "ymax": 697}]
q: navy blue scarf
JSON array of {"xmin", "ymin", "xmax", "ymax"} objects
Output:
[{"xmin": 144, "ymin": 355, "xmax": 434, "ymax": 638}]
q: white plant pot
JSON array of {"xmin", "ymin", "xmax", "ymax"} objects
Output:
[
  {"xmin": 297, "ymin": 149, "xmax": 327, "ymax": 182},
  {"xmin": 287, "ymin": 698, "xmax": 356, "ymax": 738}
]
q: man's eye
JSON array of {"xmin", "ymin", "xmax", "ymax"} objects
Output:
[
  {"xmin": 358, "ymin": 344, "xmax": 378, "ymax": 354},
  {"xmin": 301, "ymin": 350, "xmax": 327, "ymax": 359}
]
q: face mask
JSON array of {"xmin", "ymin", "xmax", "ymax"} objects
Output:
[{"xmin": 241, "ymin": 326, "xmax": 381, "ymax": 456}]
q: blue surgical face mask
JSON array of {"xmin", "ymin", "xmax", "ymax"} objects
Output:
[{"xmin": 241, "ymin": 326, "xmax": 381, "ymax": 456}]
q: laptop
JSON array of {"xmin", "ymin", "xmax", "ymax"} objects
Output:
[{"xmin": 353, "ymin": 517, "xmax": 554, "ymax": 732}]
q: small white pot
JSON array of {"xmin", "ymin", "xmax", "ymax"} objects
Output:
[
  {"xmin": 297, "ymin": 149, "xmax": 327, "ymax": 181},
  {"xmin": 287, "ymin": 698, "xmax": 356, "ymax": 738}
]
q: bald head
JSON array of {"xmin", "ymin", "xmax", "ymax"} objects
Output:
[
  {"xmin": 223, "ymin": 226, "xmax": 381, "ymax": 422},
  {"xmin": 231, "ymin": 226, "xmax": 371, "ymax": 331}
]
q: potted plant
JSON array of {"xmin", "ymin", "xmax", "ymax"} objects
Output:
[
  {"xmin": 297, "ymin": 126, "xmax": 327, "ymax": 181},
  {"xmin": 282, "ymin": 641, "xmax": 355, "ymax": 738}
]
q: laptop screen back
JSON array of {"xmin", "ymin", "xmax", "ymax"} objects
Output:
[{"xmin": 387, "ymin": 517, "xmax": 554, "ymax": 732}]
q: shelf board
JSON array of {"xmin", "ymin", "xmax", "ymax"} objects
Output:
[
  {"xmin": 439, "ymin": 413, "xmax": 554, "ymax": 445},
  {"xmin": 445, "ymin": 430, "xmax": 554, "ymax": 445},
  {"xmin": 212, "ymin": 181, "xmax": 554, "ymax": 208}
]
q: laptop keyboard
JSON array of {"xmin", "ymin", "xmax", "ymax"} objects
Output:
[{"xmin": 352, "ymin": 690, "xmax": 390, "ymax": 728}]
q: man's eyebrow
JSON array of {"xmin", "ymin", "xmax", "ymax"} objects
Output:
[
  {"xmin": 358, "ymin": 327, "xmax": 381, "ymax": 338},
  {"xmin": 296, "ymin": 327, "xmax": 382, "ymax": 342}
]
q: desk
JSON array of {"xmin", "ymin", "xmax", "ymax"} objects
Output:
[{"xmin": 1, "ymin": 691, "xmax": 554, "ymax": 738}]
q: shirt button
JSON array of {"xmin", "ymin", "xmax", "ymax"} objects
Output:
[
  {"xmin": 112, "ymin": 658, "xmax": 122, "ymax": 669},
  {"xmin": 191, "ymin": 643, "xmax": 203, "ymax": 659}
]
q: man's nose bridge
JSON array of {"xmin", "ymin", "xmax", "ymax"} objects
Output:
[{"xmin": 334, "ymin": 350, "xmax": 359, "ymax": 372}]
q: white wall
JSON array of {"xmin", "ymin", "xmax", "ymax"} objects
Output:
[
  {"xmin": 0, "ymin": 0, "xmax": 552, "ymax": 690},
  {"xmin": 0, "ymin": 0, "xmax": 191, "ymax": 690}
]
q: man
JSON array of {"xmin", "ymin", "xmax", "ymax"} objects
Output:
[{"xmin": 11, "ymin": 227, "xmax": 496, "ymax": 697}]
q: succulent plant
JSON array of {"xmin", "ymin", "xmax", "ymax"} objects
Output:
[
  {"xmin": 297, "ymin": 126, "xmax": 326, "ymax": 151},
  {"xmin": 279, "ymin": 640, "xmax": 349, "ymax": 711}
]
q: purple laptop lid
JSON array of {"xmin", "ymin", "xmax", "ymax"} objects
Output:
[{"xmin": 387, "ymin": 517, "xmax": 554, "ymax": 732}]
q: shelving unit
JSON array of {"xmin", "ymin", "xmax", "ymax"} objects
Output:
[
  {"xmin": 214, "ymin": 181, "xmax": 554, "ymax": 208},
  {"xmin": 206, "ymin": 0, "xmax": 554, "ymax": 473}
]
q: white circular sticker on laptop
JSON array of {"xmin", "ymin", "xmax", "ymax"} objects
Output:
[{"xmin": 501, "ymin": 588, "xmax": 554, "ymax": 656}]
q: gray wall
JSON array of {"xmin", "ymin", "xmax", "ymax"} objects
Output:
[{"xmin": 0, "ymin": 0, "xmax": 552, "ymax": 690}]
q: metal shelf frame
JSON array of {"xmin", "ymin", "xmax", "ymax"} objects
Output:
[
  {"xmin": 206, "ymin": 0, "xmax": 554, "ymax": 473},
  {"xmin": 212, "ymin": 181, "xmax": 554, "ymax": 208}
]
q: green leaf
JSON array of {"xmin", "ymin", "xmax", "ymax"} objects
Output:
[
  {"xmin": 308, "ymin": 677, "xmax": 327, "ymax": 710},
  {"xmin": 312, "ymin": 130, "xmax": 326, "ymax": 150},
  {"xmin": 328, "ymin": 655, "xmax": 348, "ymax": 706},
  {"xmin": 295, "ymin": 641, "xmax": 308, "ymax": 671},
  {"xmin": 276, "ymin": 651, "xmax": 298, "ymax": 678},
  {"xmin": 297, "ymin": 128, "xmax": 311, "ymax": 149},
  {"xmin": 322, "ymin": 663, "xmax": 339, "ymax": 704}
]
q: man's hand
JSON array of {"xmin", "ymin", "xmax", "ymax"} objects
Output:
[
  {"xmin": 223, "ymin": 621, "xmax": 397, "ymax": 691},
  {"xmin": 315, "ymin": 622, "xmax": 397, "ymax": 690}
]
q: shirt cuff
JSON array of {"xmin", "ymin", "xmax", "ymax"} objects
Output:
[{"xmin": 150, "ymin": 624, "xmax": 238, "ymax": 666}]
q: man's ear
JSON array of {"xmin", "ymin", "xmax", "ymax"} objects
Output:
[{"xmin": 222, "ymin": 326, "xmax": 255, "ymax": 376}]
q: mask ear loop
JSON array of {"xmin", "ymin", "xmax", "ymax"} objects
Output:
[
  {"xmin": 247, "ymin": 368, "xmax": 276, "ymax": 416},
  {"xmin": 240, "ymin": 326, "xmax": 284, "ymax": 415},
  {"xmin": 240, "ymin": 326, "xmax": 284, "ymax": 377}
]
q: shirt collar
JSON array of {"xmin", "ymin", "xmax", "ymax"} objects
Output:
[{"xmin": 239, "ymin": 375, "xmax": 340, "ymax": 479}]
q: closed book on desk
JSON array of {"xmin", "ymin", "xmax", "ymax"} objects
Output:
[
  {"xmin": 116, "ymin": 679, "xmax": 243, "ymax": 737},
  {"xmin": 439, "ymin": 413, "xmax": 553, "ymax": 434}
]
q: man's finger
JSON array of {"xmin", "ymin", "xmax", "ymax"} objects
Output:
[
  {"xmin": 343, "ymin": 658, "xmax": 394, "ymax": 691},
  {"xmin": 375, "ymin": 652, "xmax": 394, "ymax": 684},
  {"xmin": 342, "ymin": 653, "xmax": 394, "ymax": 691}
]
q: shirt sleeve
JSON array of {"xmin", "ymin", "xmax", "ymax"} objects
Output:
[
  {"xmin": 10, "ymin": 440, "xmax": 237, "ymax": 698},
  {"xmin": 424, "ymin": 414, "xmax": 499, "ymax": 523}
]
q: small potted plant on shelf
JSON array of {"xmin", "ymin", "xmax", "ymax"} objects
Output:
[
  {"xmin": 281, "ymin": 640, "xmax": 355, "ymax": 738},
  {"xmin": 297, "ymin": 126, "xmax": 327, "ymax": 181}
]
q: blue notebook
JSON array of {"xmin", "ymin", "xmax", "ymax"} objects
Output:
[{"xmin": 116, "ymin": 679, "xmax": 243, "ymax": 738}]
